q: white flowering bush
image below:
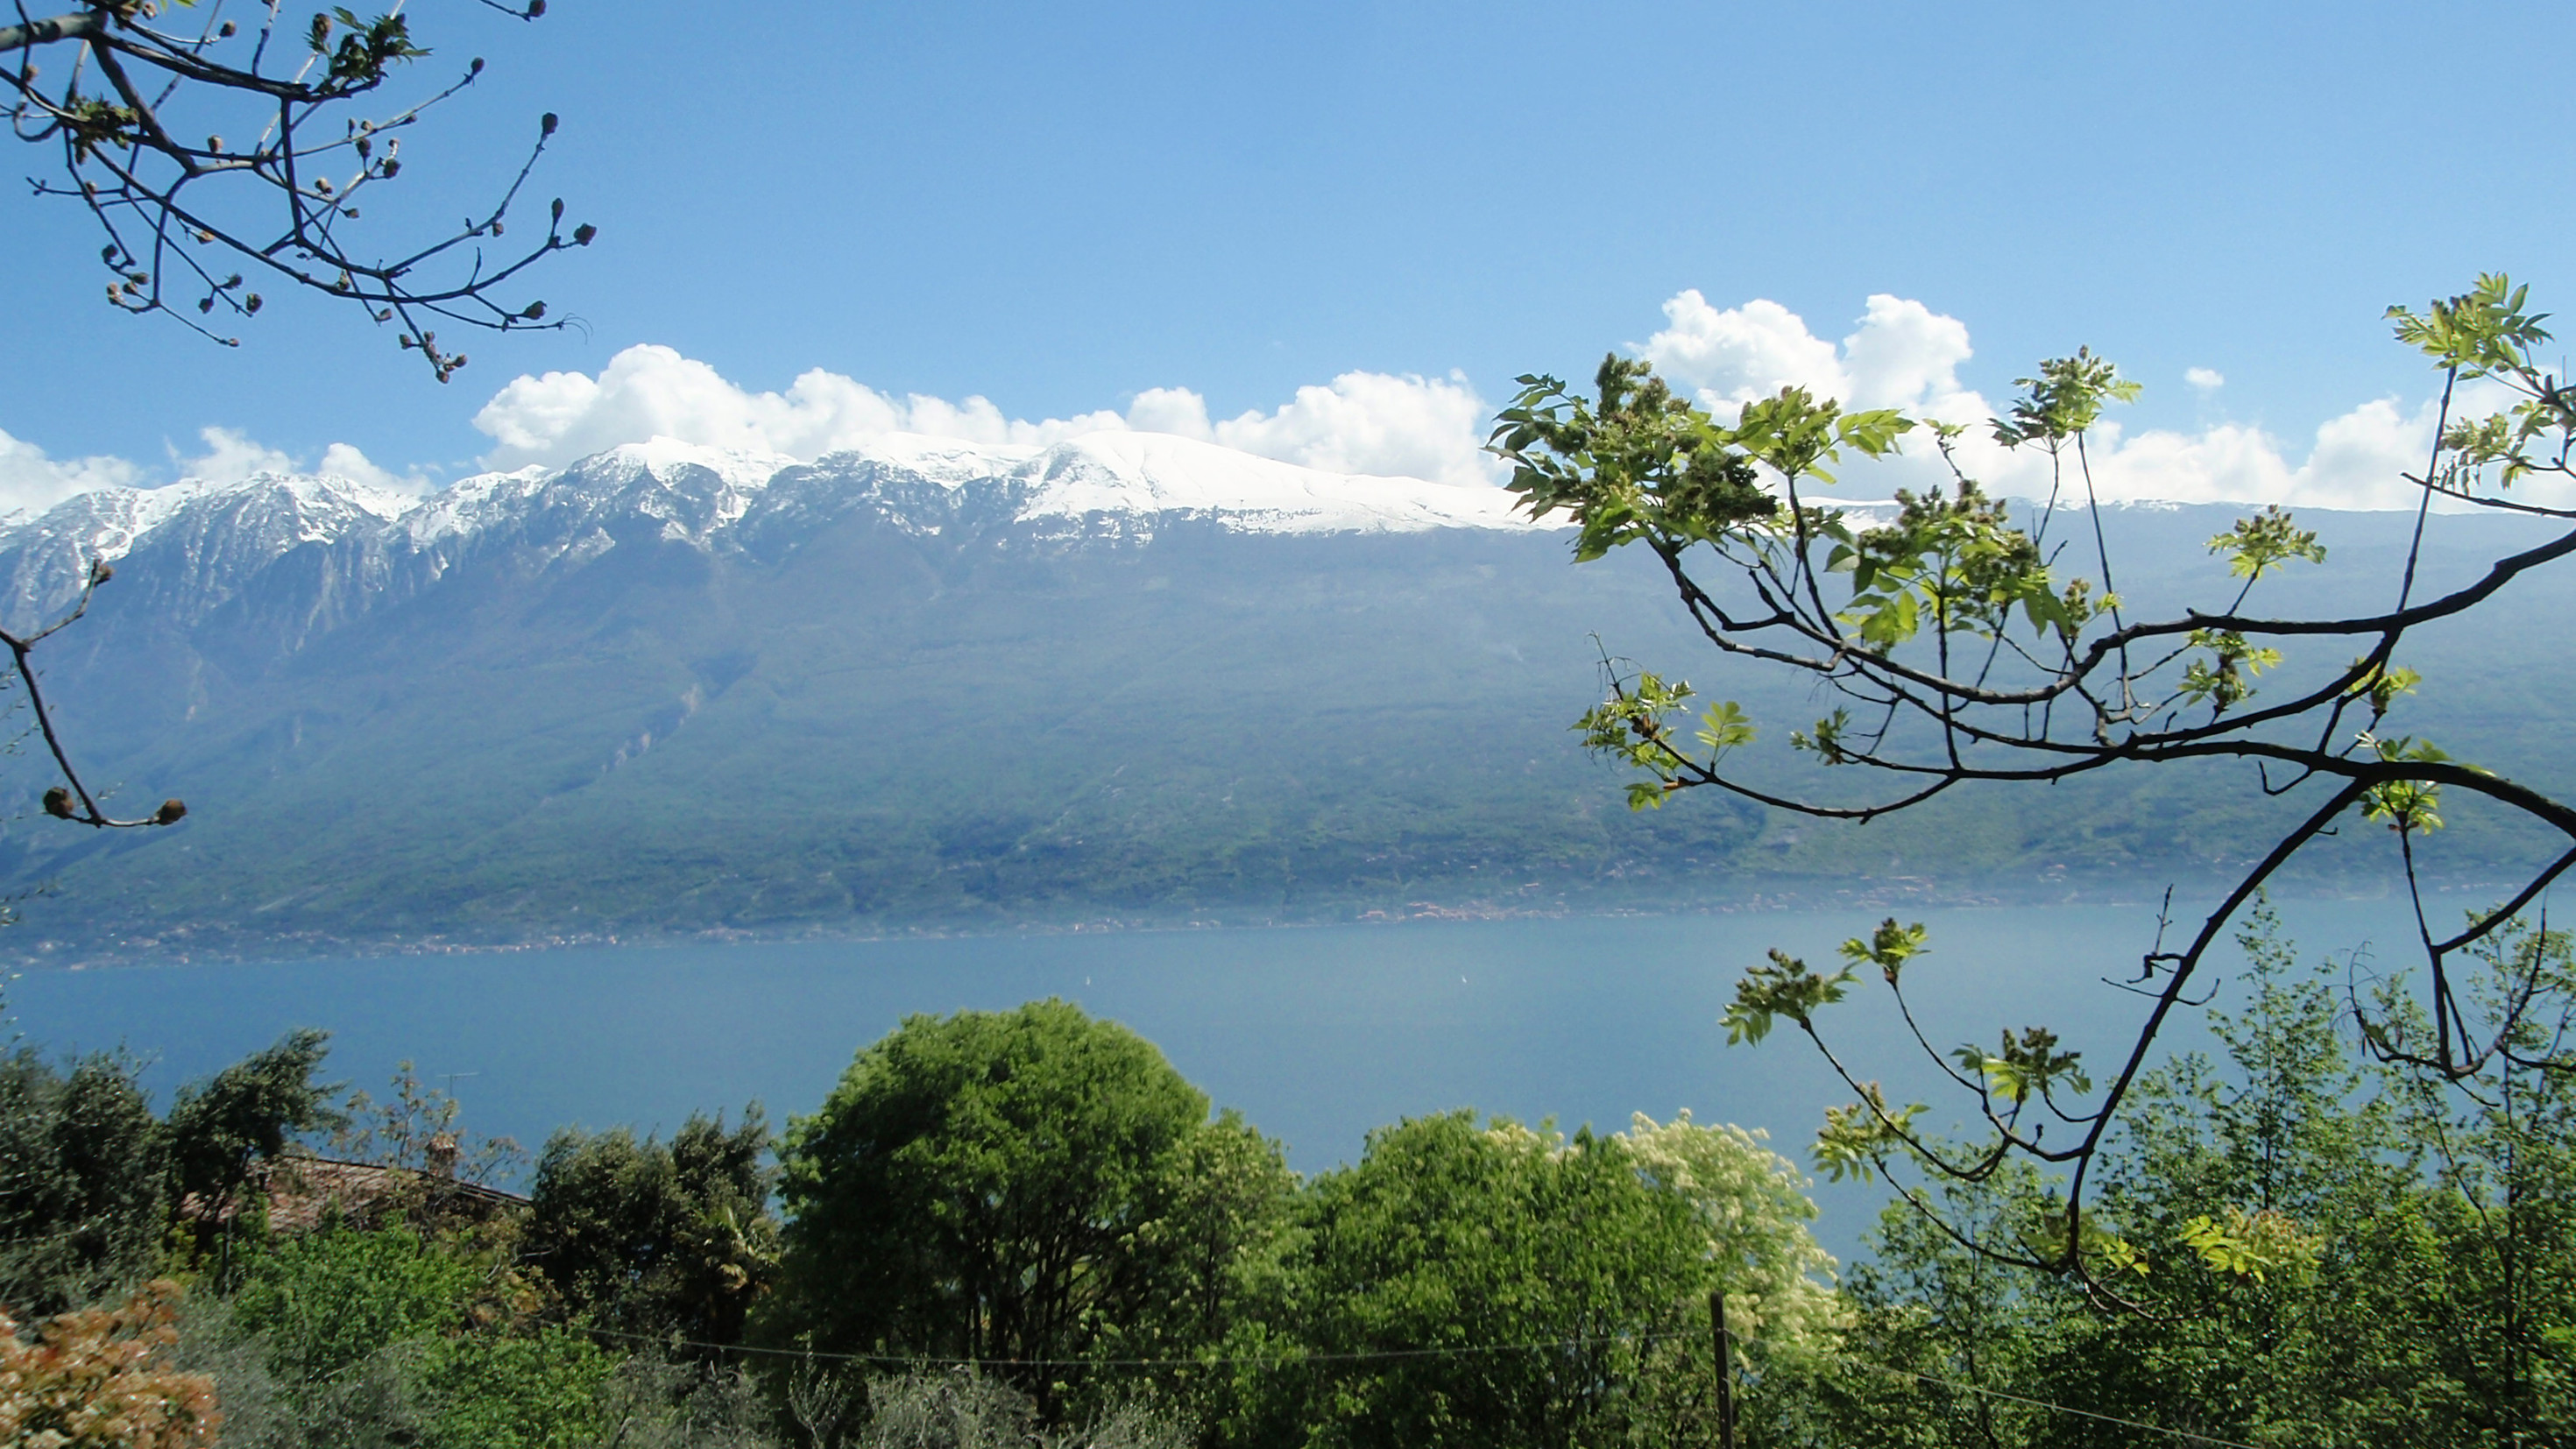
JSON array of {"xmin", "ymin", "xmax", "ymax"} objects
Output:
[{"xmin": 1618, "ymin": 1110, "xmax": 1850, "ymax": 1359}]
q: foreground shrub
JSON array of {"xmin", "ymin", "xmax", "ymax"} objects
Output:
[{"xmin": 0, "ymin": 1279, "xmax": 218, "ymax": 1449}]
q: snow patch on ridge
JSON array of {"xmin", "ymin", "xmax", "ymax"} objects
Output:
[
  {"xmin": 1015, "ymin": 432, "xmax": 1528, "ymax": 533},
  {"xmin": 0, "ymin": 433, "xmax": 1551, "ymax": 622}
]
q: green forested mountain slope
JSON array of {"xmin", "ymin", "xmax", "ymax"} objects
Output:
[{"xmin": 0, "ymin": 449, "xmax": 2565, "ymax": 958}]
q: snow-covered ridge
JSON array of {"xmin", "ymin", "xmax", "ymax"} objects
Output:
[
  {"xmin": 0, "ymin": 434, "xmax": 1546, "ymax": 628},
  {"xmin": 9, "ymin": 432, "xmax": 1536, "ymax": 565}
]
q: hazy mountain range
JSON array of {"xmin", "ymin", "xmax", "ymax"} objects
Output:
[{"xmin": 0, "ymin": 435, "xmax": 2564, "ymax": 962}]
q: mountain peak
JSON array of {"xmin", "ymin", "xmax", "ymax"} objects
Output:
[{"xmin": 0, "ymin": 434, "xmax": 1550, "ymax": 626}]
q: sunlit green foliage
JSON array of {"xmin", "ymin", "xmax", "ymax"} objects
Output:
[
  {"xmin": 526, "ymin": 1109, "xmax": 778, "ymax": 1346},
  {"xmin": 1267, "ymin": 1113, "xmax": 1709, "ymax": 1449},
  {"xmin": 230, "ymin": 1225, "xmax": 485, "ymax": 1389},
  {"xmin": 767, "ymin": 1000, "xmax": 1260, "ymax": 1403}
]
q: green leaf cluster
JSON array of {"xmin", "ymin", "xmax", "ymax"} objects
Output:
[
  {"xmin": 1572, "ymin": 671, "xmax": 1758, "ymax": 810},
  {"xmin": 1490, "ymin": 355, "xmax": 1908, "ymax": 565},
  {"xmin": 1988, "ymin": 348, "xmax": 2141, "ymax": 449},
  {"xmin": 2207, "ymin": 504, "xmax": 2326, "ymax": 581},
  {"xmin": 2390, "ymin": 274, "xmax": 2576, "ymax": 489},
  {"xmin": 1831, "ymin": 482, "xmax": 2072, "ymax": 645},
  {"xmin": 1950, "ymin": 1027, "xmax": 2091, "ymax": 1107},
  {"xmin": 2175, "ymin": 629, "xmax": 2280, "ymax": 713}
]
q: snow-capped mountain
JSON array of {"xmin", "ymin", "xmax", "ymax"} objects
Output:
[
  {"xmin": 0, "ymin": 433, "xmax": 1537, "ymax": 631},
  {"xmin": 4, "ymin": 434, "xmax": 2530, "ymax": 962}
]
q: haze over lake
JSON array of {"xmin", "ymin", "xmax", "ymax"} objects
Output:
[{"xmin": 15, "ymin": 896, "xmax": 2440, "ymax": 1257}]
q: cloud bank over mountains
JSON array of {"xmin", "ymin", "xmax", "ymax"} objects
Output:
[
  {"xmin": 471, "ymin": 346, "xmax": 1500, "ymax": 488},
  {"xmin": 0, "ymin": 291, "xmax": 2509, "ymax": 517}
]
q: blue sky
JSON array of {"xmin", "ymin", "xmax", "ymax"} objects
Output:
[{"xmin": 11, "ymin": 2, "xmax": 2573, "ymax": 508}]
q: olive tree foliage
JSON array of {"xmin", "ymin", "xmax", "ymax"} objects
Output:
[
  {"xmin": 845, "ymin": 1368, "xmax": 1192, "ymax": 1449},
  {"xmin": 0, "ymin": 0, "xmax": 593, "ymax": 831},
  {"xmin": 166, "ymin": 1027, "xmax": 343, "ymax": 1227},
  {"xmin": 1490, "ymin": 274, "xmax": 2576, "ymax": 1290}
]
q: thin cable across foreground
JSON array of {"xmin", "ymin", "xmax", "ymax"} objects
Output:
[{"xmin": 572, "ymin": 1324, "xmax": 2264, "ymax": 1448}]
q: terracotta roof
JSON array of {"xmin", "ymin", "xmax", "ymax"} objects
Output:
[{"xmin": 180, "ymin": 1156, "xmax": 528, "ymax": 1233}]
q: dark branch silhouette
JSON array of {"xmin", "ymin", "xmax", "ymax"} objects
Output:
[
  {"xmin": 4, "ymin": 0, "xmax": 594, "ymax": 383},
  {"xmin": 2, "ymin": 2, "xmax": 591, "ymax": 827},
  {"xmin": 1491, "ymin": 273, "xmax": 2576, "ymax": 1295}
]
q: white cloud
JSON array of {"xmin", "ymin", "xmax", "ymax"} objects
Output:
[
  {"xmin": 2060, "ymin": 403, "xmax": 2433, "ymax": 511},
  {"xmin": 172, "ymin": 427, "xmax": 426, "ymax": 496},
  {"xmin": 0, "ymin": 427, "xmax": 428, "ymax": 517},
  {"xmin": 1634, "ymin": 290, "xmax": 2509, "ymax": 512},
  {"xmin": 1, "ymin": 298, "xmax": 2527, "ymax": 520},
  {"xmin": 172, "ymin": 426, "xmax": 296, "ymax": 485},
  {"xmin": 471, "ymin": 345, "xmax": 1503, "ymax": 486},
  {"xmin": 1634, "ymin": 291, "xmax": 1984, "ymax": 426},
  {"xmin": 316, "ymin": 443, "xmax": 431, "ymax": 497},
  {"xmin": 0, "ymin": 428, "xmax": 144, "ymax": 516},
  {"xmin": 1159, "ymin": 370, "xmax": 1497, "ymax": 487},
  {"xmin": 1840, "ymin": 294, "xmax": 1983, "ymax": 421},
  {"xmin": 1637, "ymin": 293, "xmax": 1851, "ymax": 409}
]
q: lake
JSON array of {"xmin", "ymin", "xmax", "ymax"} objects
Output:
[{"xmin": 8, "ymin": 895, "xmax": 2440, "ymax": 1259}]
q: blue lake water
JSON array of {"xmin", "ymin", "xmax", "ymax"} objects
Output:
[{"xmin": 8, "ymin": 897, "xmax": 2438, "ymax": 1261}]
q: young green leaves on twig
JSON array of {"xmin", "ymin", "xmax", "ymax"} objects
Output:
[
  {"xmin": 1491, "ymin": 354, "xmax": 1909, "ymax": 563},
  {"xmin": 2389, "ymin": 274, "xmax": 2572, "ymax": 491},
  {"xmin": 1989, "ymin": 348, "xmax": 2142, "ymax": 450},
  {"xmin": 1517, "ymin": 277, "xmax": 2576, "ymax": 1296},
  {"xmin": 1574, "ymin": 671, "xmax": 1753, "ymax": 810}
]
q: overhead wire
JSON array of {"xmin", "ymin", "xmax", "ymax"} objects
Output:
[{"xmin": 571, "ymin": 1323, "xmax": 2265, "ymax": 1447}]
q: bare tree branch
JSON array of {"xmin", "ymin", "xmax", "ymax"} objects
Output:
[{"xmin": 7, "ymin": 0, "xmax": 590, "ymax": 382}]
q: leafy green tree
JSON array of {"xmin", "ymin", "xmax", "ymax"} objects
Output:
[
  {"xmin": 768, "ymin": 1000, "xmax": 1223, "ymax": 1401},
  {"xmin": 166, "ymin": 1028, "xmax": 343, "ymax": 1248},
  {"xmin": 524, "ymin": 1107, "xmax": 779, "ymax": 1346},
  {"xmin": 0, "ymin": 1047, "xmax": 166, "ymax": 1315},
  {"xmin": 1792, "ymin": 906, "xmax": 2576, "ymax": 1446},
  {"xmin": 1780, "ymin": 1168, "xmax": 2069, "ymax": 1449},
  {"xmin": 2376, "ymin": 917, "xmax": 2576, "ymax": 1439},
  {"xmin": 2, "ymin": 1029, "xmax": 339, "ymax": 1311},
  {"xmin": 1093, "ymin": 1107, "xmax": 1299, "ymax": 1442},
  {"xmin": 1620, "ymin": 1110, "xmax": 1845, "ymax": 1352},
  {"xmin": 230, "ymin": 1224, "xmax": 485, "ymax": 1390},
  {"xmin": 1495, "ymin": 276, "xmax": 2576, "ymax": 1279},
  {"xmin": 1271, "ymin": 1113, "xmax": 1709, "ymax": 1449},
  {"xmin": 1109, "ymin": 1107, "xmax": 1298, "ymax": 1355}
]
